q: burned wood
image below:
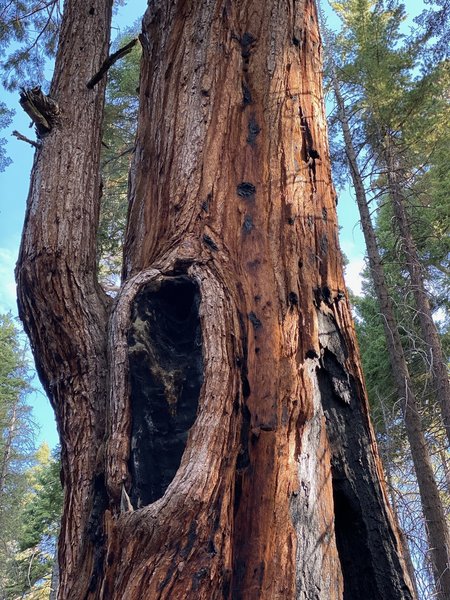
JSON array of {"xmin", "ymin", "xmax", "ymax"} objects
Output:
[
  {"xmin": 87, "ymin": 38, "xmax": 139, "ymax": 89},
  {"xmin": 299, "ymin": 107, "xmax": 320, "ymax": 187},
  {"xmin": 19, "ymin": 87, "xmax": 60, "ymax": 137}
]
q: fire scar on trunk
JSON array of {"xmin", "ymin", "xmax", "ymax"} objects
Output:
[{"xmin": 127, "ymin": 275, "xmax": 203, "ymax": 508}]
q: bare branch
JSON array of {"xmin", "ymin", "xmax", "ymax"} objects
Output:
[
  {"xmin": 87, "ymin": 38, "xmax": 139, "ymax": 89},
  {"xmin": 12, "ymin": 130, "xmax": 41, "ymax": 149}
]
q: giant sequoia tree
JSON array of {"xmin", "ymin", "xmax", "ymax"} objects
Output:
[{"xmin": 15, "ymin": 0, "xmax": 417, "ymax": 598}]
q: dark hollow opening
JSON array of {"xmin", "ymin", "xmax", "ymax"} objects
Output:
[
  {"xmin": 317, "ymin": 345, "xmax": 411, "ymax": 599},
  {"xmin": 332, "ymin": 481, "xmax": 378, "ymax": 600},
  {"xmin": 127, "ymin": 276, "xmax": 203, "ymax": 508}
]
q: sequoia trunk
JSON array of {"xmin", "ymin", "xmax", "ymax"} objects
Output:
[
  {"xmin": 333, "ymin": 76, "xmax": 450, "ymax": 600},
  {"xmin": 17, "ymin": 0, "xmax": 415, "ymax": 598}
]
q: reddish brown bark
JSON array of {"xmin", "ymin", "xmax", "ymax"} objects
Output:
[{"xmin": 16, "ymin": 0, "xmax": 416, "ymax": 598}]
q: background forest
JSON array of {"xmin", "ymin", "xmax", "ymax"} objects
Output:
[{"xmin": 0, "ymin": 0, "xmax": 448, "ymax": 598}]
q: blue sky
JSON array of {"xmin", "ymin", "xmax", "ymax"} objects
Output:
[{"xmin": 0, "ymin": 0, "xmax": 422, "ymax": 448}]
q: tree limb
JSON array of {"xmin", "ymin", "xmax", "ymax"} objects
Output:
[
  {"xmin": 19, "ymin": 87, "xmax": 60, "ymax": 137},
  {"xmin": 12, "ymin": 130, "xmax": 42, "ymax": 149},
  {"xmin": 87, "ymin": 38, "xmax": 139, "ymax": 89}
]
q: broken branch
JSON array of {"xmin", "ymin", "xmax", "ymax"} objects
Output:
[
  {"xmin": 87, "ymin": 38, "xmax": 139, "ymax": 89},
  {"xmin": 12, "ymin": 130, "xmax": 42, "ymax": 149},
  {"xmin": 19, "ymin": 87, "xmax": 60, "ymax": 137}
]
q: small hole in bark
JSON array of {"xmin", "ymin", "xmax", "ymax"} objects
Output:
[
  {"xmin": 305, "ymin": 349, "xmax": 318, "ymax": 359},
  {"xmin": 241, "ymin": 32, "xmax": 256, "ymax": 48},
  {"xmin": 202, "ymin": 234, "xmax": 218, "ymax": 251},
  {"xmin": 193, "ymin": 568, "xmax": 209, "ymax": 591},
  {"xmin": 248, "ymin": 311, "xmax": 262, "ymax": 329},
  {"xmin": 247, "ymin": 114, "xmax": 261, "ymax": 145},
  {"xmin": 288, "ymin": 291, "xmax": 298, "ymax": 306},
  {"xmin": 128, "ymin": 276, "xmax": 203, "ymax": 508},
  {"xmin": 237, "ymin": 182, "xmax": 256, "ymax": 199},
  {"xmin": 208, "ymin": 539, "xmax": 217, "ymax": 556},
  {"xmin": 322, "ymin": 285, "xmax": 332, "ymax": 303},
  {"xmin": 292, "ymin": 36, "xmax": 300, "ymax": 46},
  {"xmin": 202, "ymin": 192, "xmax": 212, "ymax": 212},
  {"xmin": 287, "ymin": 217, "xmax": 295, "ymax": 225}
]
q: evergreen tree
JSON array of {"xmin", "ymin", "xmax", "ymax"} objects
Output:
[
  {"xmin": 0, "ymin": 313, "xmax": 34, "ymax": 598},
  {"xmin": 324, "ymin": 1, "xmax": 450, "ymax": 595}
]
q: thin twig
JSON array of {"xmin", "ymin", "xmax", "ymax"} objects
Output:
[{"xmin": 101, "ymin": 145, "xmax": 134, "ymax": 168}]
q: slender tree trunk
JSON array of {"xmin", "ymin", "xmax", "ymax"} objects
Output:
[
  {"xmin": 15, "ymin": 1, "xmax": 113, "ymax": 597},
  {"xmin": 379, "ymin": 394, "xmax": 420, "ymax": 600},
  {"xmin": 333, "ymin": 76, "xmax": 450, "ymax": 600},
  {"xmin": 0, "ymin": 400, "xmax": 17, "ymax": 498},
  {"xmin": 49, "ymin": 544, "xmax": 59, "ymax": 600},
  {"xmin": 384, "ymin": 137, "xmax": 450, "ymax": 448},
  {"xmin": 438, "ymin": 447, "xmax": 450, "ymax": 497},
  {"xmin": 16, "ymin": 1, "xmax": 416, "ymax": 598}
]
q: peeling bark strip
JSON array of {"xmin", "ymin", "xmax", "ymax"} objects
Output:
[
  {"xmin": 16, "ymin": 0, "xmax": 415, "ymax": 597},
  {"xmin": 128, "ymin": 276, "xmax": 203, "ymax": 508}
]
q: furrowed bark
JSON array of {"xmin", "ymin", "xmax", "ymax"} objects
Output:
[
  {"xmin": 15, "ymin": 1, "xmax": 113, "ymax": 597},
  {"xmin": 99, "ymin": 0, "xmax": 414, "ymax": 597},
  {"xmin": 333, "ymin": 76, "xmax": 450, "ymax": 600}
]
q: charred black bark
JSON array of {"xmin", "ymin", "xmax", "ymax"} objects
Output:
[
  {"xmin": 317, "ymin": 312, "xmax": 413, "ymax": 600},
  {"xmin": 127, "ymin": 276, "xmax": 203, "ymax": 508}
]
